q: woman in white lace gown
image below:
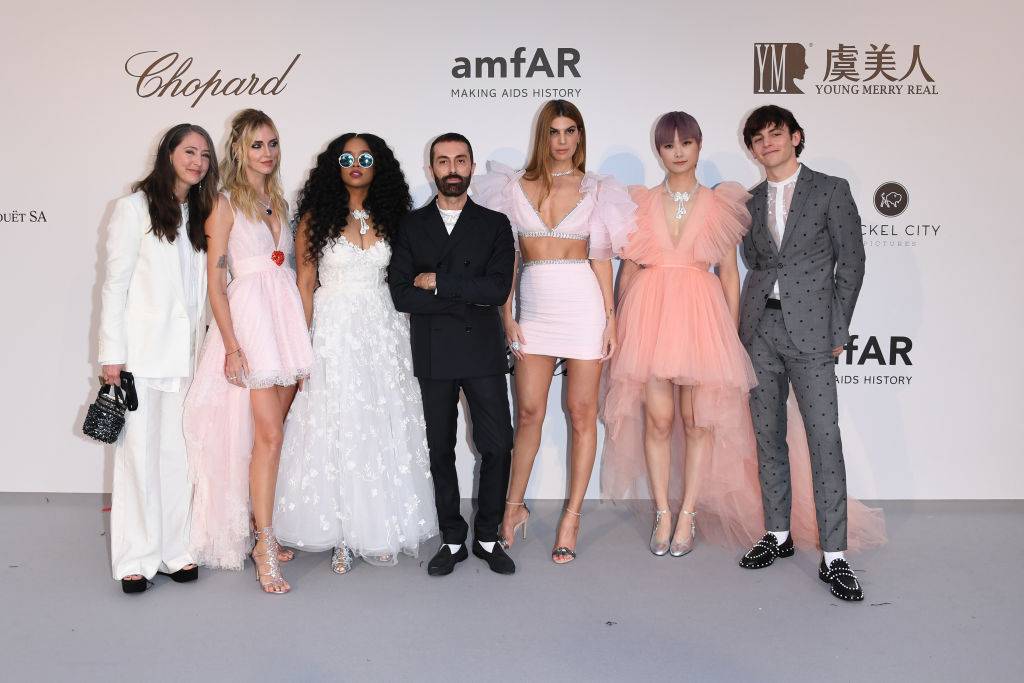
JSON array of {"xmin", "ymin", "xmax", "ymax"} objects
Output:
[{"xmin": 275, "ymin": 133, "xmax": 438, "ymax": 571}]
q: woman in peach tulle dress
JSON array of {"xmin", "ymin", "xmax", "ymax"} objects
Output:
[
  {"xmin": 601, "ymin": 111, "xmax": 885, "ymax": 556},
  {"xmin": 183, "ymin": 110, "xmax": 313, "ymax": 594}
]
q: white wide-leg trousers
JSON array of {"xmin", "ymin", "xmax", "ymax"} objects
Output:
[{"xmin": 110, "ymin": 378, "xmax": 194, "ymax": 580}]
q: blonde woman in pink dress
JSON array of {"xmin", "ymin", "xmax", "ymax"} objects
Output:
[
  {"xmin": 602, "ymin": 111, "xmax": 886, "ymax": 558},
  {"xmin": 184, "ymin": 109, "xmax": 313, "ymax": 594},
  {"xmin": 473, "ymin": 100, "xmax": 635, "ymax": 563}
]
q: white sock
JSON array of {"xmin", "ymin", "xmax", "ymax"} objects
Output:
[
  {"xmin": 768, "ymin": 530, "xmax": 789, "ymax": 544},
  {"xmin": 446, "ymin": 543, "xmax": 462, "ymax": 554},
  {"xmin": 823, "ymin": 550, "xmax": 846, "ymax": 566},
  {"xmin": 477, "ymin": 541, "xmax": 496, "ymax": 553}
]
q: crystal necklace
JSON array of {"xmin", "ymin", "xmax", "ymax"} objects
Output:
[
  {"xmin": 256, "ymin": 196, "xmax": 273, "ymax": 216},
  {"xmin": 664, "ymin": 180, "xmax": 699, "ymax": 219},
  {"xmin": 352, "ymin": 209, "xmax": 371, "ymax": 235},
  {"xmin": 551, "ymin": 169, "xmax": 574, "ymax": 177}
]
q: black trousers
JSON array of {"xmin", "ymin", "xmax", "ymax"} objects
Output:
[{"xmin": 417, "ymin": 374, "xmax": 513, "ymax": 544}]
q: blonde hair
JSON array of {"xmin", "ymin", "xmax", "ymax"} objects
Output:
[
  {"xmin": 522, "ymin": 99, "xmax": 587, "ymax": 205},
  {"xmin": 220, "ymin": 109, "xmax": 286, "ymax": 221}
]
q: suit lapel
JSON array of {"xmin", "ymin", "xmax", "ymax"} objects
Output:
[
  {"xmin": 161, "ymin": 230, "xmax": 187, "ymax": 307},
  {"xmin": 423, "ymin": 199, "xmax": 451, "ymax": 252},
  {"xmin": 779, "ymin": 166, "xmax": 813, "ymax": 255},
  {"xmin": 751, "ymin": 180, "xmax": 776, "ymax": 256},
  {"xmin": 437, "ymin": 197, "xmax": 477, "ymax": 262}
]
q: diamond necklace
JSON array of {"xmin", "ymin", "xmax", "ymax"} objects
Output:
[{"xmin": 664, "ymin": 180, "xmax": 699, "ymax": 219}]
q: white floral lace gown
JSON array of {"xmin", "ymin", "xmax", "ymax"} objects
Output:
[{"xmin": 274, "ymin": 236, "xmax": 438, "ymax": 565}]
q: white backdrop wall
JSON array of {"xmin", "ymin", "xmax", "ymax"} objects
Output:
[{"xmin": 2, "ymin": 0, "xmax": 1021, "ymax": 498}]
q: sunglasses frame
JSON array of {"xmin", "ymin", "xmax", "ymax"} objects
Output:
[{"xmin": 338, "ymin": 151, "xmax": 375, "ymax": 169}]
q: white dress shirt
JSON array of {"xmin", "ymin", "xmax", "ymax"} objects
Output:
[{"xmin": 767, "ymin": 165, "xmax": 801, "ymax": 300}]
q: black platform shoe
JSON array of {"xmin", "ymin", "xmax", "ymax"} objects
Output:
[
  {"xmin": 120, "ymin": 576, "xmax": 149, "ymax": 594},
  {"xmin": 427, "ymin": 544, "xmax": 468, "ymax": 576},
  {"xmin": 738, "ymin": 533, "xmax": 795, "ymax": 569},
  {"xmin": 472, "ymin": 541, "xmax": 516, "ymax": 575},
  {"xmin": 158, "ymin": 565, "xmax": 199, "ymax": 583},
  {"xmin": 819, "ymin": 558, "xmax": 864, "ymax": 602}
]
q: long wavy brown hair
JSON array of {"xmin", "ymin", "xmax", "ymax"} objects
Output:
[
  {"xmin": 522, "ymin": 99, "xmax": 587, "ymax": 205},
  {"xmin": 219, "ymin": 109, "xmax": 287, "ymax": 221}
]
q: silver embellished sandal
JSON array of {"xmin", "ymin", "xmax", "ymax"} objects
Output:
[
  {"xmin": 332, "ymin": 544, "xmax": 356, "ymax": 575},
  {"xmin": 252, "ymin": 527, "xmax": 290, "ymax": 594},
  {"xmin": 669, "ymin": 510, "xmax": 697, "ymax": 557},
  {"xmin": 650, "ymin": 509, "xmax": 671, "ymax": 556},
  {"xmin": 551, "ymin": 507, "xmax": 582, "ymax": 564}
]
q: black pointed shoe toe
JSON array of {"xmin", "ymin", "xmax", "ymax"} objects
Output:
[
  {"xmin": 427, "ymin": 544, "xmax": 468, "ymax": 576},
  {"xmin": 472, "ymin": 541, "xmax": 516, "ymax": 575},
  {"xmin": 819, "ymin": 558, "xmax": 864, "ymax": 601},
  {"xmin": 739, "ymin": 533, "xmax": 795, "ymax": 569}
]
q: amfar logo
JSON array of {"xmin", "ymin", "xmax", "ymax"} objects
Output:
[
  {"xmin": 124, "ymin": 51, "xmax": 301, "ymax": 108},
  {"xmin": 874, "ymin": 182, "xmax": 909, "ymax": 217},
  {"xmin": 836, "ymin": 335, "xmax": 912, "ymax": 366},
  {"xmin": 452, "ymin": 48, "xmax": 581, "ymax": 78},
  {"xmin": 753, "ymin": 43, "xmax": 808, "ymax": 94}
]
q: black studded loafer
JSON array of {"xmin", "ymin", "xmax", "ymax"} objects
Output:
[
  {"xmin": 819, "ymin": 558, "xmax": 864, "ymax": 601},
  {"xmin": 739, "ymin": 533, "xmax": 795, "ymax": 569}
]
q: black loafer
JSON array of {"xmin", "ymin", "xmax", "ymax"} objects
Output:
[
  {"xmin": 427, "ymin": 544, "xmax": 468, "ymax": 576},
  {"xmin": 739, "ymin": 533, "xmax": 795, "ymax": 569},
  {"xmin": 120, "ymin": 576, "xmax": 149, "ymax": 594},
  {"xmin": 158, "ymin": 565, "xmax": 199, "ymax": 583},
  {"xmin": 819, "ymin": 558, "xmax": 864, "ymax": 601},
  {"xmin": 472, "ymin": 541, "xmax": 516, "ymax": 575}
]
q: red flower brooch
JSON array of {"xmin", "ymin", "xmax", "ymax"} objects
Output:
[{"xmin": 271, "ymin": 250, "xmax": 285, "ymax": 266}]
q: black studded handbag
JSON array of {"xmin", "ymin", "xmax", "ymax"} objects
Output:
[{"xmin": 82, "ymin": 371, "xmax": 139, "ymax": 443}]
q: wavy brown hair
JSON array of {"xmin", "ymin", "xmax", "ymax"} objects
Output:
[
  {"xmin": 522, "ymin": 99, "xmax": 587, "ymax": 205},
  {"xmin": 219, "ymin": 109, "xmax": 287, "ymax": 221},
  {"xmin": 133, "ymin": 123, "xmax": 218, "ymax": 251}
]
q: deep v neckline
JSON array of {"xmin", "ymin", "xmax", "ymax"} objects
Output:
[
  {"xmin": 658, "ymin": 186, "xmax": 703, "ymax": 250},
  {"xmin": 261, "ymin": 216, "xmax": 283, "ymax": 250},
  {"xmin": 517, "ymin": 179, "xmax": 586, "ymax": 232}
]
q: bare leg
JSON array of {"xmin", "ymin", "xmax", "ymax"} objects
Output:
[
  {"xmin": 500, "ymin": 354, "xmax": 556, "ymax": 546},
  {"xmin": 644, "ymin": 378, "xmax": 676, "ymax": 548},
  {"xmin": 249, "ymin": 386, "xmax": 289, "ymax": 593},
  {"xmin": 674, "ymin": 385, "xmax": 711, "ymax": 548},
  {"xmin": 552, "ymin": 358, "xmax": 602, "ymax": 562}
]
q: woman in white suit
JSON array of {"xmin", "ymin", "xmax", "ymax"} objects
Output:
[{"xmin": 98, "ymin": 123, "xmax": 218, "ymax": 593}]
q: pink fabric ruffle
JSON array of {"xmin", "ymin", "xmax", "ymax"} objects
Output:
[{"xmin": 583, "ymin": 173, "xmax": 637, "ymax": 260}]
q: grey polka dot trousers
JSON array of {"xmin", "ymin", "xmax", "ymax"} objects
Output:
[{"xmin": 746, "ymin": 308, "xmax": 848, "ymax": 551}]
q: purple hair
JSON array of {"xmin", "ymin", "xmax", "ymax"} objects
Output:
[{"xmin": 654, "ymin": 111, "xmax": 702, "ymax": 148}]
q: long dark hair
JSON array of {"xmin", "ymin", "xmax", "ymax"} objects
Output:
[
  {"xmin": 133, "ymin": 123, "xmax": 218, "ymax": 251},
  {"xmin": 295, "ymin": 133, "xmax": 412, "ymax": 265}
]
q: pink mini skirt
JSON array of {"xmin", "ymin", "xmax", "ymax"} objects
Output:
[{"xmin": 518, "ymin": 259, "xmax": 605, "ymax": 360}]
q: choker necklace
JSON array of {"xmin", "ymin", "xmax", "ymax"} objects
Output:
[
  {"xmin": 256, "ymin": 197, "xmax": 273, "ymax": 216},
  {"xmin": 352, "ymin": 210, "xmax": 370, "ymax": 235},
  {"xmin": 664, "ymin": 180, "xmax": 699, "ymax": 219},
  {"xmin": 551, "ymin": 169, "xmax": 574, "ymax": 177}
]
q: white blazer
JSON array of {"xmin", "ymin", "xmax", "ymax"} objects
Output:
[{"xmin": 98, "ymin": 191, "xmax": 208, "ymax": 378}]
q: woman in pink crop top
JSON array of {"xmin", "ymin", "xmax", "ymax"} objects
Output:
[{"xmin": 473, "ymin": 99, "xmax": 635, "ymax": 563}]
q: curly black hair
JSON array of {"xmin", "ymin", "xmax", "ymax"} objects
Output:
[{"xmin": 294, "ymin": 132, "xmax": 412, "ymax": 265}]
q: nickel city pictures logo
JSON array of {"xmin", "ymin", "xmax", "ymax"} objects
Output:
[
  {"xmin": 874, "ymin": 182, "xmax": 909, "ymax": 217},
  {"xmin": 753, "ymin": 42, "xmax": 938, "ymax": 96}
]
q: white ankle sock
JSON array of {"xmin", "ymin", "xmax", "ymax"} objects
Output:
[
  {"xmin": 823, "ymin": 550, "xmax": 846, "ymax": 565},
  {"xmin": 446, "ymin": 543, "xmax": 462, "ymax": 554},
  {"xmin": 769, "ymin": 530, "xmax": 789, "ymax": 544},
  {"xmin": 477, "ymin": 541, "xmax": 496, "ymax": 553}
]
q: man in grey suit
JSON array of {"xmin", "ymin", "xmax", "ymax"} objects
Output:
[{"xmin": 737, "ymin": 105, "xmax": 867, "ymax": 602}]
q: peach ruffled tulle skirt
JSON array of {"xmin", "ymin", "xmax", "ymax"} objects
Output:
[{"xmin": 602, "ymin": 266, "xmax": 886, "ymax": 551}]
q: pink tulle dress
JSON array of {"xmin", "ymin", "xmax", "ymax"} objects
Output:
[
  {"xmin": 601, "ymin": 183, "xmax": 885, "ymax": 551},
  {"xmin": 472, "ymin": 161, "xmax": 636, "ymax": 360},
  {"xmin": 183, "ymin": 194, "xmax": 313, "ymax": 570}
]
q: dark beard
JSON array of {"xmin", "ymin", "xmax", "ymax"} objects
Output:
[{"xmin": 434, "ymin": 172, "xmax": 470, "ymax": 198}]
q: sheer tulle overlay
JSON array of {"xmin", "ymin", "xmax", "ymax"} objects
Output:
[
  {"xmin": 183, "ymin": 197, "xmax": 313, "ymax": 570},
  {"xmin": 274, "ymin": 238, "xmax": 438, "ymax": 564},
  {"xmin": 601, "ymin": 184, "xmax": 885, "ymax": 551}
]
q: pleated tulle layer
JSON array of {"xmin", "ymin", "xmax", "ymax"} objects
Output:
[{"xmin": 183, "ymin": 266, "xmax": 313, "ymax": 571}]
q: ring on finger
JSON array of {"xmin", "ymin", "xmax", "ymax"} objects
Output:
[{"xmin": 510, "ymin": 341, "xmax": 521, "ymax": 352}]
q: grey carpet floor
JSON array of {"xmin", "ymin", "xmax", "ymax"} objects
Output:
[{"xmin": 1, "ymin": 494, "xmax": 1021, "ymax": 681}]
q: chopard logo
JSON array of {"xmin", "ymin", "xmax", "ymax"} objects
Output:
[{"xmin": 124, "ymin": 51, "xmax": 301, "ymax": 108}]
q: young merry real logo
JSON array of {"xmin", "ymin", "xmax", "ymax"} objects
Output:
[{"xmin": 124, "ymin": 51, "xmax": 301, "ymax": 108}]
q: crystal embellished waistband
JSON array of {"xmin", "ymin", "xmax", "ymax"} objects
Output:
[
  {"xmin": 518, "ymin": 230, "xmax": 588, "ymax": 241},
  {"xmin": 522, "ymin": 258, "xmax": 589, "ymax": 269}
]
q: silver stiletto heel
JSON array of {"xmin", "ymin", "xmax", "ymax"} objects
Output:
[
  {"xmin": 552, "ymin": 507, "xmax": 582, "ymax": 564},
  {"xmin": 332, "ymin": 544, "xmax": 356, "ymax": 574},
  {"xmin": 499, "ymin": 499, "xmax": 530, "ymax": 549},
  {"xmin": 669, "ymin": 510, "xmax": 697, "ymax": 557},
  {"xmin": 252, "ymin": 527, "xmax": 290, "ymax": 594},
  {"xmin": 650, "ymin": 509, "xmax": 671, "ymax": 556}
]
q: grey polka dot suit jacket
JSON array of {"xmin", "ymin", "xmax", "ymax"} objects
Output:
[{"xmin": 739, "ymin": 165, "xmax": 865, "ymax": 353}]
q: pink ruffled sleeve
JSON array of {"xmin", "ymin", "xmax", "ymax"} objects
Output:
[
  {"xmin": 471, "ymin": 161, "xmax": 525, "ymax": 251},
  {"xmin": 619, "ymin": 186, "xmax": 662, "ymax": 265},
  {"xmin": 693, "ymin": 181, "xmax": 752, "ymax": 264},
  {"xmin": 586, "ymin": 174, "xmax": 638, "ymax": 260}
]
